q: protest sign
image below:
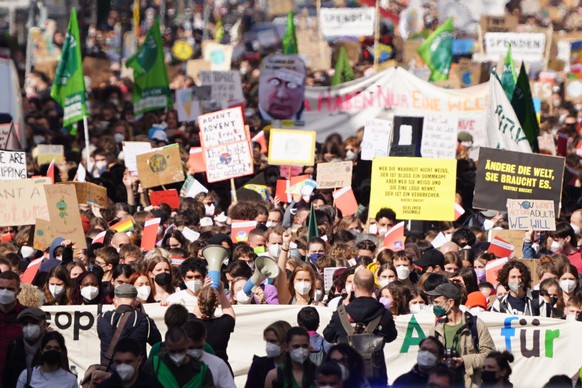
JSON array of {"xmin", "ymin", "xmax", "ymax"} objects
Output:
[
  {"xmin": 420, "ymin": 114, "xmax": 458, "ymax": 159},
  {"xmin": 361, "ymin": 119, "xmax": 392, "ymax": 161},
  {"xmin": 268, "ymin": 0, "xmax": 293, "ymax": 17},
  {"xmin": 480, "ymin": 15, "xmax": 518, "ymax": 33},
  {"xmin": 316, "ymin": 161, "xmax": 353, "ymax": 189},
  {"xmin": 474, "ymin": 148, "xmax": 565, "ymax": 215},
  {"xmin": 35, "ymin": 144, "xmax": 64, "ymax": 165},
  {"xmin": 33, "ymin": 218, "xmax": 53, "ymax": 251},
  {"xmin": 490, "ymin": 229, "xmax": 525, "ymax": 258},
  {"xmin": 488, "ymin": 236, "xmax": 514, "ymax": 258},
  {"xmin": 0, "ymin": 179, "xmax": 49, "ymax": 226},
  {"xmin": 200, "ymin": 71, "xmax": 243, "ymax": 105},
  {"xmin": 198, "ymin": 107, "xmax": 253, "ymax": 183},
  {"xmin": 369, "ymin": 157, "xmax": 457, "ymax": 221},
  {"xmin": 141, "ymin": 218, "xmax": 160, "ymax": 250},
  {"xmin": 565, "ymin": 77, "xmax": 582, "ymax": 101},
  {"xmin": 122, "ymin": 141, "xmax": 151, "ymax": 174},
  {"xmin": 323, "ymin": 267, "xmax": 346, "ymax": 291},
  {"xmin": 0, "ymin": 150, "xmax": 26, "ymax": 180},
  {"xmin": 296, "ymin": 15, "xmax": 332, "ymax": 71},
  {"xmin": 507, "ymin": 199, "xmax": 556, "ymax": 231},
  {"xmin": 384, "ymin": 222, "xmax": 405, "ymax": 251},
  {"xmin": 187, "ymin": 147, "xmax": 206, "ymax": 174},
  {"xmin": 390, "ymin": 116, "xmax": 423, "ymax": 157},
  {"xmin": 333, "ymin": 187, "xmax": 358, "ymax": 216},
  {"xmin": 136, "ymin": 144, "xmax": 185, "ymax": 189},
  {"xmin": 484, "ymin": 33, "xmax": 547, "ymax": 62},
  {"xmin": 0, "ymin": 123, "xmax": 20, "ymax": 149},
  {"xmin": 201, "ymin": 41, "xmax": 233, "ymax": 71},
  {"xmin": 82, "ymin": 57, "xmax": 113, "ymax": 87},
  {"xmin": 174, "ymin": 89, "xmax": 200, "ymax": 122},
  {"xmin": 485, "ymin": 257, "xmax": 508, "ymax": 284},
  {"xmin": 181, "ymin": 176, "xmax": 208, "ymax": 198},
  {"xmin": 186, "ymin": 59, "xmax": 211, "ymax": 80},
  {"xmin": 231, "ymin": 220, "xmax": 257, "ymax": 243},
  {"xmin": 268, "ymin": 129, "xmax": 316, "ymax": 166},
  {"xmin": 319, "ymin": 8, "xmax": 375, "ymax": 38},
  {"xmin": 60, "ymin": 182, "xmax": 108, "ymax": 208},
  {"xmin": 150, "ymin": 189, "xmax": 180, "ymax": 209},
  {"xmin": 44, "ymin": 184, "xmax": 87, "ymax": 249}
]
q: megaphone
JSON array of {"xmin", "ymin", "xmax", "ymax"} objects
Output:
[
  {"xmin": 202, "ymin": 245, "xmax": 230, "ymax": 289},
  {"xmin": 243, "ymin": 256, "xmax": 280, "ymax": 295}
]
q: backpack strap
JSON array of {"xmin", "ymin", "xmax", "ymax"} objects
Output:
[
  {"xmin": 463, "ymin": 311, "xmax": 480, "ymax": 351},
  {"xmin": 363, "ymin": 314, "xmax": 383, "ymax": 334},
  {"xmin": 103, "ymin": 312, "xmax": 131, "ymax": 368},
  {"xmin": 337, "ymin": 305, "xmax": 355, "ymax": 335}
]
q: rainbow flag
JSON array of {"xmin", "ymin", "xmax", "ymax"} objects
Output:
[{"xmin": 111, "ymin": 218, "xmax": 135, "ymax": 232}]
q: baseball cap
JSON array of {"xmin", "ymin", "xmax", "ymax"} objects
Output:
[
  {"xmin": 17, "ymin": 307, "xmax": 47, "ymax": 322},
  {"xmin": 426, "ymin": 283, "xmax": 461, "ymax": 304},
  {"xmin": 415, "ymin": 248, "xmax": 444, "ymax": 270}
]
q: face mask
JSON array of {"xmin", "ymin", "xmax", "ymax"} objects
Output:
[
  {"xmin": 571, "ymin": 224, "xmax": 581, "ymax": 235},
  {"xmin": 368, "ymin": 224, "xmax": 378, "ymax": 235},
  {"xmin": 483, "ymin": 218, "xmax": 495, "ymax": 231},
  {"xmin": 566, "ymin": 314, "xmax": 577, "ymax": 321},
  {"xmin": 345, "ymin": 150, "xmax": 356, "ymax": 160},
  {"xmin": 265, "ymin": 221, "xmax": 277, "ymax": 228},
  {"xmin": 204, "ymin": 204, "xmax": 215, "ymax": 216},
  {"xmin": 481, "ymin": 370, "xmax": 497, "ymax": 383},
  {"xmin": 236, "ymin": 289, "xmax": 253, "ymax": 304},
  {"xmin": 417, "ymin": 350, "xmax": 438, "ymax": 369},
  {"xmin": 268, "ymin": 244, "xmax": 282, "ymax": 258},
  {"xmin": 314, "ymin": 290, "xmax": 323, "ymax": 301},
  {"xmin": 136, "ymin": 285, "xmax": 151, "ymax": 300},
  {"xmin": 185, "ymin": 280, "xmax": 203, "ymax": 293},
  {"xmin": 379, "ymin": 297, "xmax": 393, "ymax": 310},
  {"xmin": 378, "ymin": 227, "xmax": 388, "ymax": 235},
  {"xmin": 337, "ymin": 362, "xmax": 350, "ymax": 381},
  {"xmin": 433, "ymin": 304, "xmax": 448, "ymax": 318},
  {"xmin": 254, "ymin": 246, "xmax": 266, "ymax": 255},
  {"xmin": 474, "ymin": 268, "xmax": 486, "ymax": 282},
  {"xmin": 42, "ymin": 349, "xmax": 61, "ymax": 365},
  {"xmin": 548, "ymin": 296, "xmax": 558, "ymax": 306},
  {"xmin": 23, "ymin": 324, "xmax": 41, "ymax": 342},
  {"xmin": 95, "ymin": 161, "xmax": 107, "ymax": 171},
  {"xmin": 1, "ymin": 233, "xmax": 14, "ymax": 242},
  {"xmin": 114, "ymin": 133, "xmax": 125, "ymax": 143},
  {"xmin": 550, "ymin": 241, "xmax": 563, "ymax": 253},
  {"xmin": 49, "ymin": 284, "xmax": 65, "ymax": 298},
  {"xmin": 308, "ymin": 253, "xmax": 323, "ymax": 264},
  {"xmin": 379, "ymin": 278, "xmax": 391, "ymax": 288},
  {"xmin": 508, "ymin": 280, "xmax": 523, "ymax": 294},
  {"xmin": 396, "ymin": 265, "xmax": 410, "ymax": 280},
  {"xmin": 294, "ymin": 281, "xmax": 311, "ymax": 295},
  {"xmin": 154, "ymin": 273, "xmax": 171, "ymax": 286},
  {"xmin": 410, "ymin": 303, "xmax": 426, "ymax": 314},
  {"xmin": 560, "ymin": 279, "xmax": 577, "ymax": 293},
  {"xmin": 116, "ymin": 363, "xmax": 135, "ymax": 381},
  {"xmin": 265, "ymin": 342, "xmax": 282, "ymax": 358},
  {"xmin": 187, "ymin": 348, "xmax": 203, "ymax": 360},
  {"xmin": 345, "ymin": 284, "xmax": 352, "ymax": 294},
  {"xmin": 169, "ymin": 352, "xmax": 186, "ymax": 366},
  {"xmin": 81, "ymin": 286, "xmax": 99, "ymax": 301},
  {"xmin": 289, "ymin": 348, "xmax": 309, "ymax": 364},
  {"xmin": 33, "ymin": 135, "xmax": 46, "ymax": 144},
  {"xmin": 0, "ymin": 289, "xmax": 16, "ymax": 305}
]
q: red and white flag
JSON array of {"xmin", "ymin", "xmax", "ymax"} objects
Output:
[
  {"xmin": 141, "ymin": 218, "xmax": 161, "ymax": 250},
  {"xmin": 488, "ymin": 236, "xmax": 514, "ymax": 258},
  {"xmin": 92, "ymin": 230, "xmax": 106, "ymax": 244},
  {"xmin": 20, "ymin": 257, "xmax": 44, "ymax": 284},
  {"xmin": 46, "ymin": 158, "xmax": 55, "ymax": 184},
  {"xmin": 384, "ymin": 221, "xmax": 405, "ymax": 251},
  {"xmin": 454, "ymin": 203, "xmax": 465, "ymax": 221},
  {"xmin": 252, "ymin": 130, "xmax": 268, "ymax": 154}
]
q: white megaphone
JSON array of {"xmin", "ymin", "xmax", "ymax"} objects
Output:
[
  {"xmin": 202, "ymin": 245, "xmax": 230, "ymax": 289},
  {"xmin": 242, "ymin": 256, "xmax": 280, "ymax": 295}
]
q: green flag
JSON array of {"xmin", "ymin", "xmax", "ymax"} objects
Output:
[
  {"xmin": 282, "ymin": 11, "xmax": 298, "ymax": 55},
  {"xmin": 417, "ymin": 18, "xmax": 454, "ymax": 82},
  {"xmin": 126, "ymin": 19, "xmax": 171, "ymax": 118},
  {"xmin": 500, "ymin": 44, "xmax": 517, "ymax": 100},
  {"xmin": 511, "ymin": 62, "xmax": 540, "ymax": 152},
  {"xmin": 50, "ymin": 8, "xmax": 87, "ymax": 127},
  {"xmin": 331, "ymin": 47, "xmax": 354, "ymax": 86},
  {"xmin": 307, "ymin": 204, "xmax": 319, "ymax": 241}
]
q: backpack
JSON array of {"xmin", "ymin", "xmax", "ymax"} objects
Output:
[{"xmin": 337, "ymin": 304, "xmax": 384, "ymax": 380}]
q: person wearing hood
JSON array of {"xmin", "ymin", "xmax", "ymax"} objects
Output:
[
  {"xmin": 392, "ymin": 336, "xmax": 445, "ymax": 387},
  {"xmin": 323, "ymin": 269, "xmax": 397, "ymax": 386},
  {"xmin": 39, "ymin": 238, "xmax": 74, "ymax": 274}
]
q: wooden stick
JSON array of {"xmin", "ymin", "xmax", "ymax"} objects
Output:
[
  {"xmin": 230, "ymin": 178, "xmax": 237, "ymax": 202},
  {"xmin": 373, "ymin": 0, "xmax": 380, "ymax": 71}
]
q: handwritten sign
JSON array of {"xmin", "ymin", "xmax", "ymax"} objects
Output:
[
  {"xmin": 198, "ymin": 107, "xmax": 253, "ymax": 183},
  {"xmin": 33, "ymin": 218, "xmax": 53, "ymax": 251},
  {"xmin": 60, "ymin": 182, "xmax": 108, "ymax": 208},
  {"xmin": 0, "ymin": 150, "xmax": 26, "ymax": 180},
  {"xmin": 149, "ymin": 189, "xmax": 181, "ymax": 209},
  {"xmin": 44, "ymin": 184, "xmax": 87, "ymax": 249},
  {"xmin": 0, "ymin": 179, "xmax": 49, "ymax": 226},
  {"xmin": 136, "ymin": 144, "xmax": 185, "ymax": 189},
  {"xmin": 200, "ymin": 71, "xmax": 243, "ymax": 105},
  {"xmin": 35, "ymin": 144, "xmax": 64, "ymax": 165},
  {"xmin": 507, "ymin": 199, "xmax": 556, "ymax": 231},
  {"xmin": 268, "ymin": 129, "xmax": 316, "ymax": 166},
  {"xmin": 361, "ymin": 119, "xmax": 392, "ymax": 161},
  {"xmin": 0, "ymin": 123, "xmax": 20, "ymax": 149},
  {"xmin": 201, "ymin": 41, "xmax": 233, "ymax": 71},
  {"xmin": 174, "ymin": 89, "xmax": 201, "ymax": 122},
  {"xmin": 316, "ymin": 161, "xmax": 353, "ymax": 189},
  {"xmin": 122, "ymin": 141, "xmax": 152, "ymax": 173},
  {"xmin": 420, "ymin": 114, "xmax": 458, "ymax": 159}
]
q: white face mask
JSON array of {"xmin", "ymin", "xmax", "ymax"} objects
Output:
[
  {"xmin": 378, "ymin": 227, "xmax": 388, "ymax": 235},
  {"xmin": 23, "ymin": 324, "xmax": 42, "ymax": 342},
  {"xmin": 345, "ymin": 284, "xmax": 352, "ymax": 294},
  {"xmin": 265, "ymin": 221, "xmax": 277, "ymax": 228},
  {"xmin": 116, "ymin": 363, "xmax": 135, "ymax": 381},
  {"xmin": 396, "ymin": 265, "xmax": 410, "ymax": 280},
  {"xmin": 566, "ymin": 314, "xmax": 577, "ymax": 321},
  {"xmin": 417, "ymin": 350, "xmax": 438, "ymax": 369},
  {"xmin": 266, "ymin": 342, "xmax": 282, "ymax": 358},
  {"xmin": 345, "ymin": 150, "xmax": 356, "ymax": 160},
  {"xmin": 483, "ymin": 218, "xmax": 495, "ymax": 231},
  {"xmin": 80, "ymin": 286, "xmax": 99, "ymax": 301},
  {"xmin": 571, "ymin": 223, "xmax": 581, "ymax": 235},
  {"xmin": 236, "ymin": 289, "xmax": 253, "ymax": 304},
  {"xmin": 136, "ymin": 285, "xmax": 151, "ymax": 300},
  {"xmin": 169, "ymin": 352, "xmax": 186, "ymax": 366},
  {"xmin": 410, "ymin": 303, "xmax": 426, "ymax": 314},
  {"xmin": 314, "ymin": 290, "xmax": 323, "ymax": 301},
  {"xmin": 550, "ymin": 241, "xmax": 563, "ymax": 253},
  {"xmin": 114, "ymin": 133, "xmax": 125, "ymax": 143},
  {"xmin": 508, "ymin": 280, "xmax": 523, "ymax": 294},
  {"xmin": 560, "ymin": 279, "xmax": 577, "ymax": 293},
  {"xmin": 379, "ymin": 278, "xmax": 391, "ymax": 288},
  {"xmin": 368, "ymin": 224, "xmax": 378, "ymax": 235},
  {"xmin": 204, "ymin": 204, "xmax": 215, "ymax": 216},
  {"xmin": 289, "ymin": 348, "xmax": 309, "ymax": 364},
  {"xmin": 268, "ymin": 244, "xmax": 282, "ymax": 258},
  {"xmin": 294, "ymin": 281, "xmax": 311, "ymax": 296},
  {"xmin": 185, "ymin": 280, "xmax": 203, "ymax": 293},
  {"xmin": 49, "ymin": 284, "xmax": 65, "ymax": 298},
  {"xmin": 187, "ymin": 348, "xmax": 203, "ymax": 361},
  {"xmin": 0, "ymin": 289, "xmax": 16, "ymax": 305}
]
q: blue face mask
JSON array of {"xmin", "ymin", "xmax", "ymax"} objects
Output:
[{"xmin": 308, "ymin": 253, "xmax": 323, "ymax": 264}]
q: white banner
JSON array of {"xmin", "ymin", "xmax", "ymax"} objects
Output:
[
  {"xmin": 42, "ymin": 304, "xmax": 582, "ymax": 387},
  {"xmin": 484, "ymin": 32, "xmax": 547, "ymax": 62},
  {"xmin": 319, "ymin": 8, "xmax": 375, "ymax": 38}
]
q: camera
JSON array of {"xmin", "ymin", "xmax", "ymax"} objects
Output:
[{"xmin": 444, "ymin": 348, "xmax": 460, "ymax": 369}]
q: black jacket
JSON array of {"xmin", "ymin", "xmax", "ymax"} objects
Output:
[
  {"xmin": 96, "ymin": 304, "xmax": 161, "ymax": 366},
  {"xmin": 97, "ymin": 369, "xmax": 163, "ymax": 388},
  {"xmin": 3, "ymin": 336, "xmax": 42, "ymax": 388}
]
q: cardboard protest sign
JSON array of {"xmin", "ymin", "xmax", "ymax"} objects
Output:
[
  {"xmin": 0, "ymin": 179, "xmax": 49, "ymax": 226},
  {"xmin": 33, "ymin": 218, "xmax": 53, "ymax": 251},
  {"xmin": 319, "ymin": 8, "xmax": 375, "ymax": 38},
  {"xmin": 484, "ymin": 33, "xmax": 546, "ymax": 62},
  {"xmin": 122, "ymin": 141, "xmax": 152, "ymax": 173},
  {"xmin": 200, "ymin": 71, "xmax": 243, "ymax": 105},
  {"xmin": 296, "ymin": 15, "xmax": 332, "ymax": 71},
  {"xmin": 174, "ymin": 89, "xmax": 201, "ymax": 122},
  {"xmin": 197, "ymin": 107, "xmax": 253, "ymax": 183},
  {"xmin": 44, "ymin": 184, "xmax": 87, "ymax": 249},
  {"xmin": 150, "ymin": 189, "xmax": 180, "ymax": 209},
  {"xmin": 390, "ymin": 116, "xmax": 423, "ymax": 157},
  {"xmin": 267, "ymin": 0, "xmax": 293, "ymax": 17},
  {"xmin": 420, "ymin": 114, "xmax": 458, "ymax": 159},
  {"xmin": 35, "ymin": 144, "xmax": 64, "ymax": 165},
  {"xmin": 316, "ymin": 161, "xmax": 353, "ymax": 189},
  {"xmin": 82, "ymin": 57, "xmax": 113, "ymax": 87},
  {"xmin": 60, "ymin": 182, "xmax": 108, "ymax": 208},
  {"xmin": 361, "ymin": 119, "xmax": 392, "ymax": 161},
  {"xmin": 0, "ymin": 150, "xmax": 26, "ymax": 180},
  {"xmin": 480, "ymin": 15, "xmax": 518, "ymax": 33},
  {"xmin": 369, "ymin": 157, "xmax": 457, "ymax": 221},
  {"xmin": 259, "ymin": 54, "xmax": 306, "ymax": 122},
  {"xmin": 268, "ymin": 129, "xmax": 316, "ymax": 166},
  {"xmin": 136, "ymin": 144, "xmax": 185, "ymax": 188},
  {"xmin": 491, "ymin": 229, "xmax": 527, "ymax": 257},
  {"xmin": 507, "ymin": 199, "xmax": 556, "ymax": 231},
  {"xmin": 186, "ymin": 59, "xmax": 211, "ymax": 80},
  {"xmin": 201, "ymin": 41, "xmax": 233, "ymax": 71},
  {"xmin": 474, "ymin": 148, "xmax": 565, "ymax": 215},
  {"xmin": 517, "ymin": 258, "xmax": 541, "ymax": 285}
]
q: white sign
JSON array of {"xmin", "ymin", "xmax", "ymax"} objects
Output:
[
  {"xmin": 174, "ymin": 89, "xmax": 201, "ymax": 122},
  {"xmin": 420, "ymin": 114, "xmax": 458, "ymax": 159},
  {"xmin": 122, "ymin": 141, "xmax": 152, "ymax": 173},
  {"xmin": 361, "ymin": 119, "xmax": 392, "ymax": 161},
  {"xmin": 0, "ymin": 150, "xmax": 26, "ymax": 180},
  {"xmin": 484, "ymin": 32, "xmax": 547, "ymax": 62},
  {"xmin": 319, "ymin": 8, "xmax": 375, "ymax": 38},
  {"xmin": 199, "ymin": 71, "xmax": 244, "ymax": 105}
]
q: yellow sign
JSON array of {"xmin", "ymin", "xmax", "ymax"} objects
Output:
[
  {"xmin": 369, "ymin": 157, "xmax": 457, "ymax": 221},
  {"xmin": 172, "ymin": 41, "xmax": 193, "ymax": 61}
]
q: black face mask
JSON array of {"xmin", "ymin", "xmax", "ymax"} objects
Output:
[
  {"xmin": 481, "ymin": 370, "xmax": 497, "ymax": 383},
  {"xmin": 549, "ymin": 297, "xmax": 558, "ymax": 306},
  {"xmin": 154, "ymin": 273, "xmax": 171, "ymax": 286},
  {"xmin": 42, "ymin": 350, "xmax": 61, "ymax": 365}
]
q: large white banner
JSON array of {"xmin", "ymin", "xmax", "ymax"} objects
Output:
[
  {"xmin": 319, "ymin": 8, "xmax": 375, "ymax": 38},
  {"xmin": 42, "ymin": 304, "xmax": 582, "ymax": 387},
  {"xmin": 484, "ymin": 32, "xmax": 547, "ymax": 62}
]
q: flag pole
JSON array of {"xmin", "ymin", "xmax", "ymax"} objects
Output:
[
  {"xmin": 83, "ymin": 116, "xmax": 90, "ymax": 167},
  {"xmin": 373, "ymin": 0, "xmax": 380, "ymax": 71}
]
